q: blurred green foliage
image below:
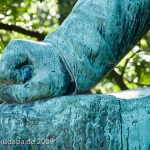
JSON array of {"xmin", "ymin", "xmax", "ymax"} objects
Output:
[{"xmin": 0, "ymin": 0, "xmax": 149, "ymax": 94}]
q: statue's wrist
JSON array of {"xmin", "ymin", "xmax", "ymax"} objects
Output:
[
  {"xmin": 58, "ymin": 55, "xmax": 76, "ymax": 95},
  {"xmin": 45, "ymin": 40, "xmax": 76, "ymax": 95}
]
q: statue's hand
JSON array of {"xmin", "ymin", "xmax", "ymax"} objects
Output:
[{"xmin": 0, "ymin": 40, "xmax": 75, "ymax": 103}]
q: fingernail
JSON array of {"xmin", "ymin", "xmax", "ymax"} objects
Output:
[{"xmin": 22, "ymin": 65, "xmax": 32, "ymax": 82}]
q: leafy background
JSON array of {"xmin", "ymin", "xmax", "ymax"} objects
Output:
[{"xmin": 0, "ymin": 0, "xmax": 149, "ymax": 94}]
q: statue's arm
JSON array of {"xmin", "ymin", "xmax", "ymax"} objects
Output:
[
  {"xmin": 0, "ymin": 0, "xmax": 149, "ymax": 103},
  {"xmin": 45, "ymin": 0, "xmax": 150, "ymax": 93}
]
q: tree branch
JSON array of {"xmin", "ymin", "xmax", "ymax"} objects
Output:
[
  {"xmin": 109, "ymin": 70, "xmax": 129, "ymax": 90},
  {"xmin": 0, "ymin": 22, "xmax": 46, "ymax": 40},
  {"xmin": 121, "ymin": 48, "xmax": 150, "ymax": 79}
]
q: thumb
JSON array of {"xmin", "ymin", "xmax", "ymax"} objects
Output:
[
  {"xmin": 0, "ymin": 65, "xmax": 33, "ymax": 85},
  {"xmin": 0, "ymin": 74, "xmax": 51, "ymax": 103}
]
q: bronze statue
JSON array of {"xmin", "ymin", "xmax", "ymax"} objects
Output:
[{"xmin": 0, "ymin": 0, "xmax": 149, "ymax": 103}]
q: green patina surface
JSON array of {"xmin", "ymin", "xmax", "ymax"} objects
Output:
[
  {"xmin": 0, "ymin": 88, "xmax": 149, "ymax": 149},
  {"xmin": 0, "ymin": 0, "xmax": 149, "ymax": 103},
  {"xmin": 0, "ymin": 0, "xmax": 149, "ymax": 149}
]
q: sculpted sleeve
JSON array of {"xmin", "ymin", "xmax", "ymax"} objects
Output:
[{"xmin": 44, "ymin": 0, "xmax": 150, "ymax": 93}]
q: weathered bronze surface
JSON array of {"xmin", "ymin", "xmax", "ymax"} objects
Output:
[{"xmin": 0, "ymin": 0, "xmax": 149, "ymax": 103}]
